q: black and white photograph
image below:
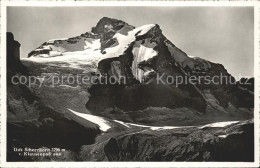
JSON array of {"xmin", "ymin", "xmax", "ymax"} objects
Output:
[{"xmin": 1, "ymin": 1, "xmax": 259, "ymax": 167}]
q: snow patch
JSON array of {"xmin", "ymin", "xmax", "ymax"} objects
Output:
[
  {"xmin": 113, "ymin": 120, "xmax": 193, "ymax": 131},
  {"xmin": 25, "ymin": 49, "xmax": 103, "ymax": 69},
  {"xmin": 132, "ymin": 40, "xmax": 157, "ymax": 62},
  {"xmin": 84, "ymin": 39, "xmax": 101, "ymax": 50},
  {"xmin": 126, "ymin": 122, "xmax": 151, "ymax": 128},
  {"xmin": 199, "ymin": 121, "xmax": 239, "ymax": 129},
  {"xmin": 131, "ymin": 39, "xmax": 157, "ymax": 82},
  {"xmin": 59, "ymin": 85, "xmax": 80, "ymax": 89},
  {"xmin": 135, "ymin": 24, "xmax": 155, "ymax": 36},
  {"xmin": 49, "ymin": 51, "xmax": 62, "ymax": 57},
  {"xmin": 150, "ymin": 126, "xmax": 183, "ymax": 131},
  {"xmin": 218, "ymin": 135, "xmax": 227, "ymax": 138},
  {"xmin": 103, "ymin": 24, "xmax": 156, "ymax": 59},
  {"xmin": 143, "ymin": 68, "xmax": 155, "ymax": 78},
  {"xmin": 188, "ymin": 55, "xmax": 197, "ymax": 58},
  {"xmin": 67, "ymin": 109, "xmax": 111, "ymax": 132},
  {"xmin": 48, "ymin": 38, "xmax": 68, "ymax": 43},
  {"xmin": 114, "ymin": 120, "xmax": 130, "ymax": 128},
  {"xmin": 113, "ymin": 119, "xmax": 240, "ymax": 131}
]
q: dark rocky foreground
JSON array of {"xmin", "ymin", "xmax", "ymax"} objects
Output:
[
  {"xmin": 80, "ymin": 120, "xmax": 254, "ymax": 162},
  {"xmin": 8, "ymin": 119, "xmax": 254, "ymax": 161}
]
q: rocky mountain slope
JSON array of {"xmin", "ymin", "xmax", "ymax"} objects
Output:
[
  {"xmin": 28, "ymin": 17, "xmax": 253, "ymax": 116},
  {"xmin": 7, "ymin": 17, "xmax": 254, "ymax": 161},
  {"xmin": 80, "ymin": 120, "xmax": 254, "ymax": 161},
  {"xmin": 7, "ymin": 33, "xmax": 101, "ymax": 161}
]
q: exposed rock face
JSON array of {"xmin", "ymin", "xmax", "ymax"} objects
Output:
[
  {"xmin": 85, "ymin": 23, "xmax": 210, "ymax": 113},
  {"xmin": 7, "ymin": 32, "xmax": 37, "ymax": 119},
  {"xmin": 7, "ymin": 106, "xmax": 100, "ymax": 161},
  {"xmin": 86, "ymin": 83, "xmax": 206, "ymax": 113},
  {"xmin": 85, "ymin": 19, "xmax": 252, "ymax": 115},
  {"xmin": 7, "ymin": 32, "xmax": 21, "ymax": 68},
  {"xmin": 80, "ymin": 120, "xmax": 254, "ymax": 161},
  {"xmin": 227, "ymin": 78, "xmax": 254, "ymax": 108},
  {"xmin": 7, "ymin": 32, "xmax": 27, "ymax": 81},
  {"xmin": 7, "ymin": 33, "xmax": 101, "ymax": 161},
  {"xmin": 91, "ymin": 17, "xmax": 135, "ymax": 51}
]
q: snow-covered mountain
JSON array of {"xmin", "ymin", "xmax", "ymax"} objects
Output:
[
  {"xmin": 6, "ymin": 17, "xmax": 254, "ymax": 161},
  {"xmin": 28, "ymin": 17, "xmax": 210, "ymax": 78},
  {"xmin": 27, "ymin": 17, "xmax": 254, "ymax": 117}
]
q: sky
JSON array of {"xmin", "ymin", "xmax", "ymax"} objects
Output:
[{"xmin": 7, "ymin": 6, "xmax": 254, "ymax": 78}]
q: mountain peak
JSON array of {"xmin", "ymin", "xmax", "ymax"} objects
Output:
[{"xmin": 91, "ymin": 17, "xmax": 134, "ymax": 35}]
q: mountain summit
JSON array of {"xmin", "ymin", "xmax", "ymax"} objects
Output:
[{"xmin": 28, "ymin": 17, "xmax": 253, "ymax": 117}]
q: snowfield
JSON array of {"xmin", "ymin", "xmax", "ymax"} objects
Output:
[
  {"xmin": 67, "ymin": 109, "xmax": 240, "ymax": 132},
  {"xmin": 68, "ymin": 109, "xmax": 111, "ymax": 132},
  {"xmin": 23, "ymin": 49, "xmax": 103, "ymax": 70},
  {"xmin": 199, "ymin": 121, "xmax": 239, "ymax": 129},
  {"xmin": 115, "ymin": 119, "xmax": 240, "ymax": 131},
  {"xmin": 26, "ymin": 24, "xmax": 157, "ymax": 72},
  {"xmin": 114, "ymin": 120, "xmax": 130, "ymax": 128},
  {"xmin": 84, "ymin": 38, "xmax": 101, "ymax": 50}
]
